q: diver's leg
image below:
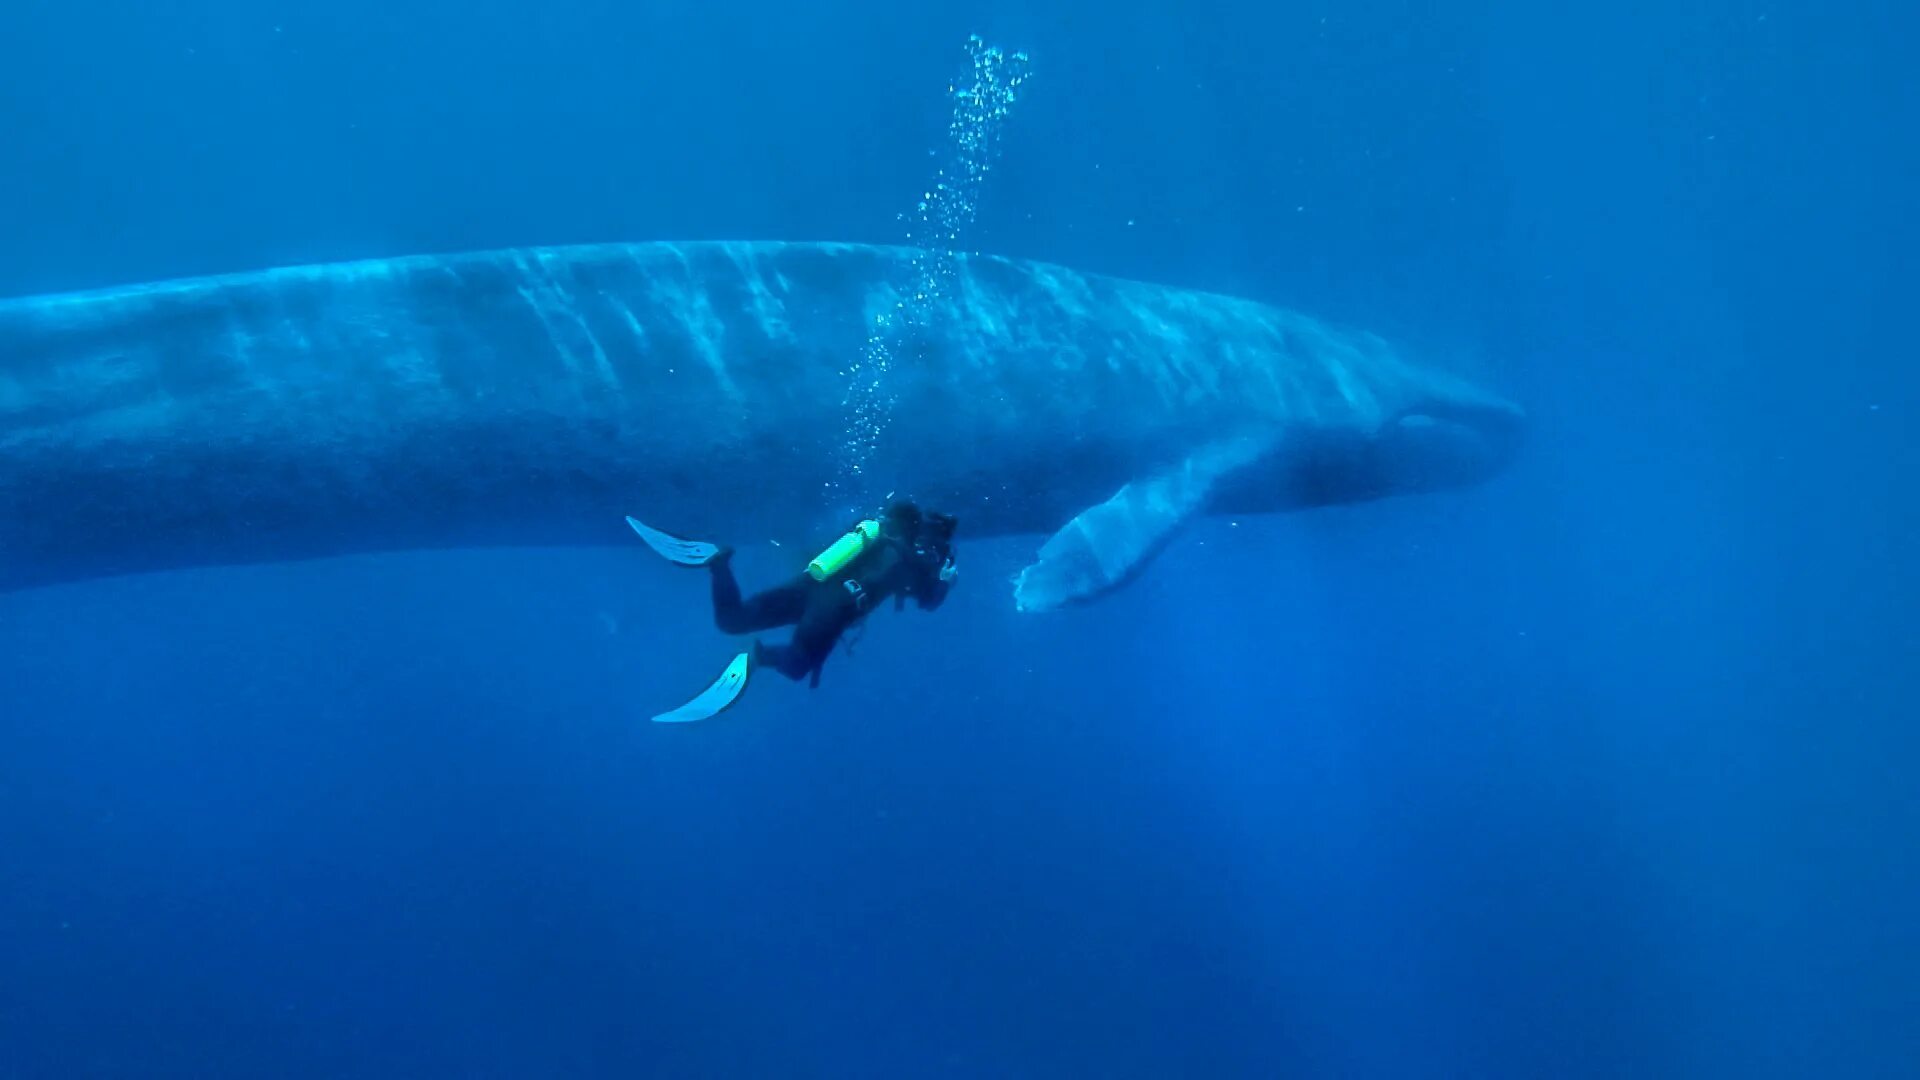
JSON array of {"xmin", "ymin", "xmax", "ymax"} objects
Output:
[
  {"xmin": 711, "ymin": 557, "xmax": 809, "ymax": 635},
  {"xmin": 789, "ymin": 616, "xmax": 841, "ymax": 685},
  {"xmin": 754, "ymin": 630, "xmax": 838, "ymax": 684},
  {"xmin": 751, "ymin": 640, "xmax": 815, "ymax": 682},
  {"xmin": 708, "ymin": 552, "xmax": 748, "ymax": 624},
  {"xmin": 755, "ymin": 591, "xmax": 854, "ymax": 684}
]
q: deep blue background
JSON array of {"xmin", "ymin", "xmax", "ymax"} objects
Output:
[{"xmin": 2, "ymin": 2, "xmax": 1915, "ymax": 1076}]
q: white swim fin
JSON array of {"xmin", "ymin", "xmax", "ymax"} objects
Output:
[
  {"xmin": 650, "ymin": 651, "xmax": 752, "ymax": 724},
  {"xmin": 626, "ymin": 515, "xmax": 722, "ymax": 567}
]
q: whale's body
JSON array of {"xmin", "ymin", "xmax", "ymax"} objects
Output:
[{"xmin": 0, "ymin": 241, "xmax": 1523, "ymax": 604}]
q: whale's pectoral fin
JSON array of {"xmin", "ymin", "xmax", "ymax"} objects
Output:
[{"xmin": 1012, "ymin": 433, "xmax": 1277, "ymax": 613}]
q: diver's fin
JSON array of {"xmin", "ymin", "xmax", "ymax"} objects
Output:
[
  {"xmin": 626, "ymin": 515, "xmax": 721, "ymax": 567},
  {"xmin": 1013, "ymin": 434, "xmax": 1276, "ymax": 613},
  {"xmin": 650, "ymin": 651, "xmax": 752, "ymax": 723}
]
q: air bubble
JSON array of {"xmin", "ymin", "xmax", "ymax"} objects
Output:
[{"xmin": 829, "ymin": 35, "xmax": 1031, "ymax": 511}]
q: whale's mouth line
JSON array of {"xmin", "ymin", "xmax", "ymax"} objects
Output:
[{"xmin": 1368, "ymin": 398, "xmax": 1526, "ymax": 495}]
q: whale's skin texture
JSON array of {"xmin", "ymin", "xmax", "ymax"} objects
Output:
[{"xmin": 0, "ymin": 240, "xmax": 1524, "ymax": 596}]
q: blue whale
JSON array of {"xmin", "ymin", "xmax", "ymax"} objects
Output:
[{"xmin": 0, "ymin": 241, "xmax": 1523, "ymax": 608}]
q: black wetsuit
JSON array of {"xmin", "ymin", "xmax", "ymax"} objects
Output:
[{"xmin": 709, "ymin": 528, "xmax": 953, "ymax": 684}]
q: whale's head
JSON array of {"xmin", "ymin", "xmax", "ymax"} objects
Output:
[
  {"xmin": 1208, "ymin": 366, "xmax": 1527, "ymax": 516},
  {"xmin": 1363, "ymin": 389, "xmax": 1528, "ymax": 498}
]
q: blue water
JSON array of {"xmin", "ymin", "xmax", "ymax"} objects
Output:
[{"xmin": 3, "ymin": 2, "xmax": 1915, "ymax": 1077}]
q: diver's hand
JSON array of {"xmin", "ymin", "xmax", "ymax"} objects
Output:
[{"xmin": 938, "ymin": 557, "xmax": 958, "ymax": 583}]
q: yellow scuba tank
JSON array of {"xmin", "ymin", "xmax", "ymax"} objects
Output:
[{"xmin": 807, "ymin": 519, "xmax": 881, "ymax": 581}]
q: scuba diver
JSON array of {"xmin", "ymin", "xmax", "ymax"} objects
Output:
[{"xmin": 625, "ymin": 499, "xmax": 960, "ymax": 722}]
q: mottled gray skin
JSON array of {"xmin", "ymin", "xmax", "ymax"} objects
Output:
[{"xmin": 0, "ymin": 241, "xmax": 1524, "ymax": 596}]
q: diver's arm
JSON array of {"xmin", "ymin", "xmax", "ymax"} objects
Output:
[{"xmin": 916, "ymin": 553, "xmax": 957, "ymax": 610}]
